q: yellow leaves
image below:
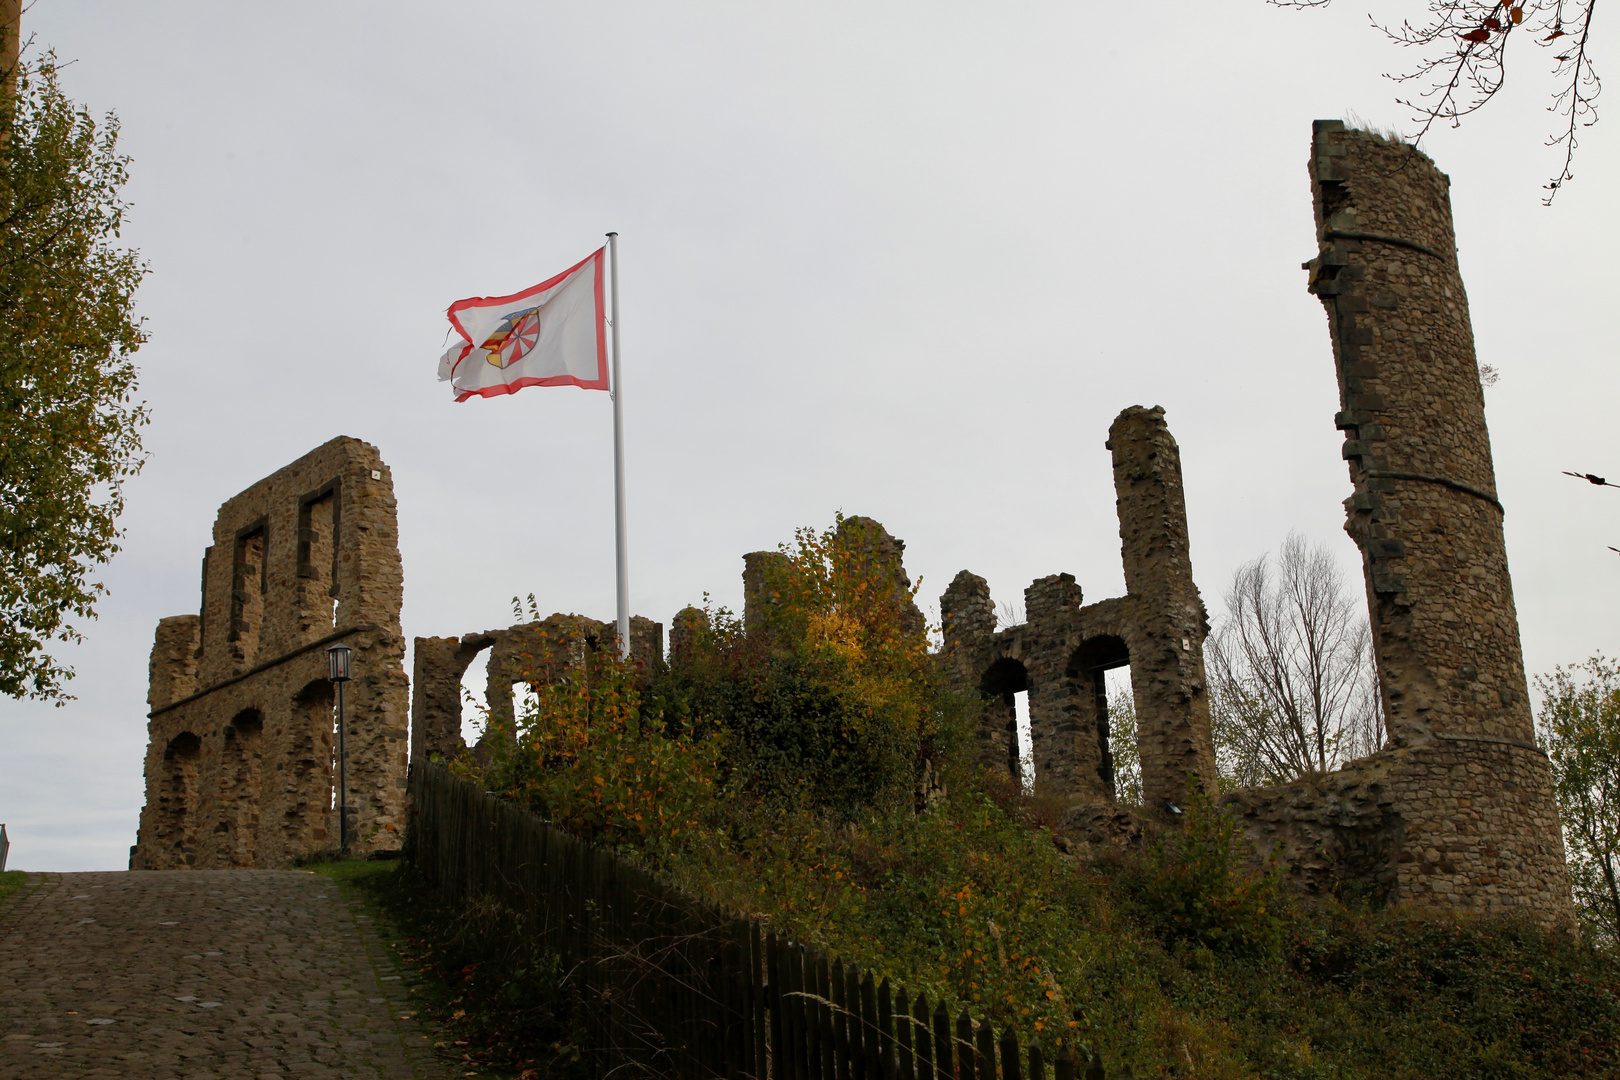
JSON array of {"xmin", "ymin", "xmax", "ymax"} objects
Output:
[{"xmin": 806, "ymin": 610, "xmax": 865, "ymax": 664}]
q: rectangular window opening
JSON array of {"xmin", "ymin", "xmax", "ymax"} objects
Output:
[{"xmin": 1015, "ymin": 689, "xmax": 1033, "ymax": 795}]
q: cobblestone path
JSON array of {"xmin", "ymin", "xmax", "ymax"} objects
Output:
[{"xmin": 0, "ymin": 870, "xmax": 453, "ymax": 1080}]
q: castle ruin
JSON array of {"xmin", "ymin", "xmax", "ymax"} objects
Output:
[
  {"xmin": 128, "ymin": 124, "xmax": 1572, "ymax": 922},
  {"xmin": 935, "ymin": 124, "xmax": 1571, "ymax": 918}
]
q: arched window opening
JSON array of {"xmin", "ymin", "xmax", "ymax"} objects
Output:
[
  {"xmin": 513, "ymin": 681, "xmax": 541, "ymax": 727},
  {"xmin": 229, "ymin": 708, "xmax": 264, "ymax": 737},
  {"xmin": 1103, "ymin": 665, "xmax": 1140, "ymax": 805},
  {"xmin": 228, "ymin": 520, "xmax": 268, "ymax": 667},
  {"xmin": 297, "ymin": 484, "xmax": 340, "ymax": 637},
  {"xmin": 165, "ymin": 731, "xmax": 202, "ymax": 759}
]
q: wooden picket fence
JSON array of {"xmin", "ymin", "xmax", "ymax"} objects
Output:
[{"xmin": 406, "ymin": 762, "xmax": 1107, "ymax": 1080}]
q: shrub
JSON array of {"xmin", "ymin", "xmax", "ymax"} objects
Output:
[{"xmin": 1137, "ymin": 792, "xmax": 1284, "ymax": 959}]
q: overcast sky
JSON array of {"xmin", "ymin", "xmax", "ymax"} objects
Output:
[{"xmin": 3, "ymin": 2, "xmax": 1615, "ymax": 871}]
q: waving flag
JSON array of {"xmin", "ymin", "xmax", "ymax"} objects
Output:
[{"xmin": 438, "ymin": 248, "xmax": 608, "ymax": 401}]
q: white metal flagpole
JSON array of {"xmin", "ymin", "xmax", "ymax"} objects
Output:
[{"xmin": 607, "ymin": 232, "xmax": 630, "ymax": 658}]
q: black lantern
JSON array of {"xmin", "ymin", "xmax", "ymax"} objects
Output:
[
  {"xmin": 327, "ymin": 643, "xmax": 353, "ymax": 854},
  {"xmin": 327, "ymin": 642, "xmax": 353, "ymax": 683}
]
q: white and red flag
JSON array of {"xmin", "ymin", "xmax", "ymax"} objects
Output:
[{"xmin": 438, "ymin": 248, "xmax": 608, "ymax": 401}]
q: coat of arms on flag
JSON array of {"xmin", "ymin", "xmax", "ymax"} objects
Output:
[{"xmin": 438, "ymin": 248, "xmax": 608, "ymax": 400}]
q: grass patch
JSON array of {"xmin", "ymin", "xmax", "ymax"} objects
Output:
[
  {"xmin": 0, "ymin": 870, "xmax": 29, "ymax": 906},
  {"xmin": 314, "ymin": 859, "xmax": 586, "ymax": 1079}
]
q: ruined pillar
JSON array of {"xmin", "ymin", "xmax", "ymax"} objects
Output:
[
  {"xmin": 1108, "ymin": 406, "xmax": 1218, "ymax": 814},
  {"xmin": 1022, "ymin": 573, "xmax": 1095, "ymax": 800},
  {"xmin": 742, "ymin": 550, "xmax": 790, "ymax": 637},
  {"xmin": 148, "ymin": 616, "xmax": 201, "ymax": 712},
  {"xmin": 835, "ymin": 516, "xmax": 928, "ymax": 640},
  {"xmin": 940, "ymin": 570, "xmax": 1020, "ymax": 778},
  {"xmin": 940, "ymin": 571, "xmax": 996, "ymax": 681},
  {"xmin": 1306, "ymin": 121, "xmax": 1570, "ymax": 915},
  {"xmin": 669, "ymin": 605, "xmax": 710, "ymax": 667}
]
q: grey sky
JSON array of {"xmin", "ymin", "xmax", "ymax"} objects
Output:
[{"xmin": 3, "ymin": 2, "xmax": 1615, "ymax": 871}]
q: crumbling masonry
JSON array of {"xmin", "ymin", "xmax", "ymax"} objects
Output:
[
  {"xmin": 939, "ymin": 407, "xmax": 1219, "ymax": 819},
  {"xmin": 131, "ymin": 438, "xmax": 410, "ymax": 868},
  {"xmin": 411, "ymin": 614, "xmax": 663, "ymax": 765}
]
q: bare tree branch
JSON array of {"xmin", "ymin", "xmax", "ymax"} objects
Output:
[
  {"xmin": 1207, "ymin": 533, "xmax": 1383, "ymax": 788},
  {"xmin": 1270, "ymin": 0, "xmax": 1602, "ymax": 201}
]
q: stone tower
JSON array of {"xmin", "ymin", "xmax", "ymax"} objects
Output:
[{"xmin": 1300, "ymin": 121, "xmax": 1570, "ymax": 913}]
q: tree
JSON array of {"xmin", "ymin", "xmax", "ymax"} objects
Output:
[
  {"xmin": 1536, "ymin": 655, "xmax": 1620, "ymax": 949},
  {"xmin": 1, "ymin": 42, "xmax": 148, "ymax": 704},
  {"xmin": 1274, "ymin": 0, "xmax": 1600, "ymax": 201},
  {"xmin": 1206, "ymin": 533, "xmax": 1383, "ymax": 788}
]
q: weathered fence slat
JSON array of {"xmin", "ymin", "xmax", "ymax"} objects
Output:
[
  {"xmin": 1054, "ymin": 1044, "xmax": 1075, "ymax": 1080},
  {"xmin": 932, "ymin": 999, "xmax": 953, "ymax": 1080},
  {"xmin": 911, "ymin": 992, "xmax": 933, "ymax": 1080},
  {"xmin": 976, "ymin": 1021, "xmax": 996, "ymax": 1080},
  {"xmin": 817, "ymin": 954, "xmax": 836, "ymax": 1080},
  {"xmin": 1028, "ymin": 1036, "xmax": 1046, "ymax": 1080},
  {"xmin": 878, "ymin": 978, "xmax": 894, "ymax": 1080},
  {"xmin": 894, "ymin": 987, "xmax": 914, "ymax": 1080},
  {"xmin": 752, "ymin": 919, "xmax": 769, "ymax": 1080},
  {"xmin": 1000, "ymin": 1027, "xmax": 1023, "ymax": 1080}
]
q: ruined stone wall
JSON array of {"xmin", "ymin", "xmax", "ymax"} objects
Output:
[
  {"xmin": 131, "ymin": 437, "xmax": 409, "ymax": 868},
  {"xmin": 411, "ymin": 614, "xmax": 665, "ymax": 764},
  {"xmin": 1221, "ymin": 123, "xmax": 1571, "ymax": 920},
  {"xmin": 940, "ymin": 406, "xmax": 1218, "ymax": 818}
]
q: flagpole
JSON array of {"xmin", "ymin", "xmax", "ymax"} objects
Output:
[{"xmin": 607, "ymin": 232, "xmax": 630, "ymax": 659}]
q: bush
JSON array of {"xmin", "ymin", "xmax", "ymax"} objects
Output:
[
  {"xmin": 1137, "ymin": 793, "xmax": 1284, "ymax": 959},
  {"xmin": 655, "ymin": 515, "xmax": 954, "ymax": 817}
]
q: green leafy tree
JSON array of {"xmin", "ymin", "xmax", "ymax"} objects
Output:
[
  {"xmin": 1, "ymin": 49, "xmax": 148, "ymax": 703},
  {"xmin": 1536, "ymin": 655, "xmax": 1620, "ymax": 948}
]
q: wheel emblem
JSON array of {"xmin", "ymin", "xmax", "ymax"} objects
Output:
[{"xmin": 483, "ymin": 308, "xmax": 541, "ymax": 369}]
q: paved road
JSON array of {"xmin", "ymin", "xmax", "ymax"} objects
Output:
[{"xmin": 0, "ymin": 870, "xmax": 453, "ymax": 1080}]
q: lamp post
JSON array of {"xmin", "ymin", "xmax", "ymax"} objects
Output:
[{"xmin": 327, "ymin": 643, "xmax": 353, "ymax": 855}]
